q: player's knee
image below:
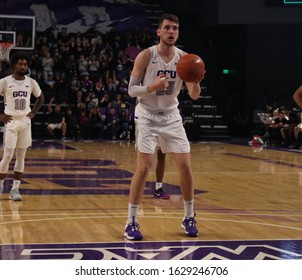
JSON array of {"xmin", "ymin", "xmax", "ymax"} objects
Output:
[
  {"xmin": 0, "ymin": 148, "xmax": 14, "ymax": 173},
  {"xmin": 14, "ymin": 148, "xmax": 27, "ymax": 173},
  {"xmin": 137, "ymin": 164, "xmax": 152, "ymax": 177}
]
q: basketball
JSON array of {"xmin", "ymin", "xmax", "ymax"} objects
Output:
[{"xmin": 176, "ymin": 54, "xmax": 205, "ymax": 82}]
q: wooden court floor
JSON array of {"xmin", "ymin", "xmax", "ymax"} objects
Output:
[{"xmin": 1, "ymin": 139, "xmax": 302, "ymax": 260}]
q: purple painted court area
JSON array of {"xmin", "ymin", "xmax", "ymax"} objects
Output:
[
  {"xmin": 4, "ymin": 157, "xmax": 206, "ymax": 196},
  {"xmin": 1, "ymin": 239, "xmax": 301, "ymax": 260}
]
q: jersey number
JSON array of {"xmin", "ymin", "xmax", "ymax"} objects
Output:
[
  {"xmin": 15, "ymin": 99, "xmax": 26, "ymax": 110},
  {"xmin": 156, "ymin": 81, "xmax": 175, "ymax": 96}
]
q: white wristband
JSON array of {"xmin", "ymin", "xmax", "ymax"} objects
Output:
[{"xmin": 128, "ymin": 76, "xmax": 150, "ymax": 97}]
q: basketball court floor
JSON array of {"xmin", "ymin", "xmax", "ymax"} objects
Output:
[{"xmin": 0, "ymin": 139, "xmax": 302, "ymax": 260}]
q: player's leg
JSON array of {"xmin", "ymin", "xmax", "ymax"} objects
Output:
[
  {"xmin": 0, "ymin": 147, "xmax": 14, "ymax": 196},
  {"xmin": 173, "ymin": 152, "xmax": 198, "ymax": 237},
  {"xmin": 10, "ymin": 119, "xmax": 32, "ymax": 201},
  {"xmin": 10, "ymin": 148, "xmax": 27, "ymax": 201},
  {"xmin": 163, "ymin": 113, "xmax": 198, "ymax": 237},
  {"xmin": 0, "ymin": 122, "xmax": 18, "ymax": 197},
  {"xmin": 124, "ymin": 107, "xmax": 158, "ymax": 240},
  {"xmin": 124, "ymin": 150, "xmax": 154, "ymax": 240},
  {"xmin": 153, "ymin": 148, "xmax": 170, "ymax": 199}
]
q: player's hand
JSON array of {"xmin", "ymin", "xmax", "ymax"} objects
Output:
[
  {"xmin": 27, "ymin": 112, "xmax": 35, "ymax": 119},
  {"xmin": 194, "ymin": 70, "xmax": 206, "ymax": 83},
  {"xmin": 155, "ymin": 75, "xmax": 169, "ymax": 90},
  {"xmin": 0, "ymin": 114, "xmax": 13, "ymax": 123}
]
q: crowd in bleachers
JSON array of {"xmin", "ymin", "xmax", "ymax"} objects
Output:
[
  {"xmin": 254, "ymin": 104, "xmax": 302, "ymax": 149},
  {"xmin": 24, "ymin": 25, "xmax": 158, "ymax": 140}
]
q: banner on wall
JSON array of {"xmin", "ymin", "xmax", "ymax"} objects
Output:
[{"xmin": 0, "ymin": 0, "xmax": 149, "ymax": 34}]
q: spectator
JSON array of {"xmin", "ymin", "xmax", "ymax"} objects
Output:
[
  {"xmin": 43, "ymin": 73, "xmax": 56, "ymax": 103},
  {"xmin": 106, "ymin": 107, "xmax": 119, "ymax": 140},
  {"xmin": 268, "ymin": 110, "xmax": 288, "ymax": 145},
  {"xmin": 42, "ymin": 51, "xmax": 54, "ymax": 81},
  {"xmin": 115, "ymin": 63, "xmax": 128, "ymax": 82},
  {"xmin": 105, "ymin": 70, "xmax": 118, "ymax": 94},
  {"xmin": 88, "ymin": 54, "xmax": 100, "ymax": 78},
  {"xmin": 77, "ymin": 54, "xmax": 89, "ymax": 76},
  {"xmin": 88, "ymin": 107, "xmax": 102, "ymax": 139},
  {"xmin": 81, "ymin": 75, "xmax": 93, "ymax": 92},
  {"xmin": 86, "ymin": 92, "xmax": 99, "ymax": 110},
  {"xmin": 47, "ymin": 104, "xmax": 67, "ymax": 140},
  {"xmin": 118, "ymin": 107, "xmax": 131, "ymax": 140},
  {"xmin": 53, "ymin": 53, "xmax": 67, "ymax": 80},
  {"xmin": 78, "ymin": 109, "xmax": 89, "ymax": 140},
  {"xmin": 289, "ymin": 112, "xmax": 302, "ymax": 149},
  {"xmin": 280, "ymin": 111, "xmax": 299, "ymax": 147},
  {"xmin": 57, "ymin": 27, "xmax": 70, "ymax": 52},
  {"xmin": 65, "ymin": 107, "xmax": 80, "ymax": 140},
  {"xmin": 95, "ymin": 76, "xmax": 105, "ymax": 97}
]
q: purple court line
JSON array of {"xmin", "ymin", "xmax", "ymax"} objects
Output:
[{"xmin": 224, "ymin": 152, "xmax": 302, "ymax": 169}]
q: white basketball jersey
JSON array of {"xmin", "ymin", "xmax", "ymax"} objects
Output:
[
  {"xmin": 138, "ymin": 45, "xmax": 184, "ymax": 112},
  {"xmin": 0, "ymin": 75, "xmax": 42, "ymax": 117}
]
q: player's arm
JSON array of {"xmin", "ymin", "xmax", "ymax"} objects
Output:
[
  {"xmin": 293, "ymin": 85, "xmax": 302, "ymax": 108},
  {"xmin": 185, "ymin": 80, "xmax": 202, "ymax": 100},
  {"xmin": 0, "ymin": 114, "xmax": 12, "ymax": 123},
  {"xmin": 128, "ymin": 49, "xmax": 167, "ymax": 97},
  {"xmin": 28, "ymin": 92, "xmax": 45, "ymax": 119}
]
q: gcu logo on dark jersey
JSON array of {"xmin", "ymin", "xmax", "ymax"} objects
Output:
[
  {"xmin": 13, "ymin": 91, "xmax": 28, "ymax": 97},
  {"xmin": 157, "ymin": 70, "xmax": 177, "ymax": 79}
]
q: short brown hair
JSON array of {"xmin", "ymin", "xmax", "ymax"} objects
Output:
[{"xmin": 158, "ymin": 13, "xmax": 179, "ymax": 28}]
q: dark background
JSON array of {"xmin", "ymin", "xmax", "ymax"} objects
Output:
[{"xmin": 158, "ymin": 0, "xmax": 302, "ymax": 124}]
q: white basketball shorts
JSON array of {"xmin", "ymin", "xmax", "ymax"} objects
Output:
[
  {"xmin": 135, "ymin": 105, "xmax": 190, "ymax": 154},
  {"xmin": 3, "ymin": 117, "xmax": 32, "ymax": 149}
]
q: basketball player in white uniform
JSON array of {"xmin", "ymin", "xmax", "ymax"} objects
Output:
[
  {"xmin": 124, "ymin": 14, "xmax": 204, "ymax": 240},
  {"xmin": 0, "ymin": 52, "xmax": 44, "ymax": 200}
]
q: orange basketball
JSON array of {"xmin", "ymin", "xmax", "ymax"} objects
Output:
[{"xmin": 176, "ymin": 54, "xmax": 205, "ymax": 82}]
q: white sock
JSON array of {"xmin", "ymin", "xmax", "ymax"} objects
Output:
[
  {"xmin": 126, "ymin": 203, "xmax": 139, "ymax": 225},
  {"xmin": 183, "ymin": 199, "xmax": 194, "ymax": 219},
  {"xmin": 12, "ymin": 180, "xmax": 21, "ymax": 190},
  {"xmin": 0, "ymin": 180, "xmax": 4, "ymax": 189},
  {"xmin": 155, "ymin": 182, "xmax": 163, "ymax": 190}
]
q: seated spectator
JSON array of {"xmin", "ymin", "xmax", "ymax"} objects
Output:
[
  {"xmin": 105, "ymin": 70, "xmax": 118, "ymax": 94},
  {"xmin": 268, "ymin": 110, "xmax": 288, "ymax": 145},
  {"xmin": 43, "ymin": 73, "xmax": 56, "ymax": 103},
  {"xmin": 257, "ymin": 109, "xmax": 278, "ymax": 143},
  {"xmin": 66, "ymin": 54, "xmax": 77, "ymax": 77},
  {"xmin": 118, "ymin": 107, "xmax": 131, "ymax": 140},
  {"xmin": 78, "ymin": 110, "xmax": 89, "ymax": 140},
  {"xmin": 98, "ymin": 107, "xmax": 107, "ymax": 139},
  {"xmin": 86, "ymin": 92, "xmax": 99, "ymax": 110},
  {"xmin": 99, "ymin": 92, "xmax": 110, "ymax": 108},
  {"xmin": 65, "ymin": 107, "xmax": 80, "ymax": 140},
  {"xmin": 88, "ymin": 107, "xmax": 102, "ymax": 139},
  {"xmin": 77, "ymin": 54, "xmax": 89, "ymax": 76},
  {"xmin": 53, "ymin": 74, "xmax": 69, "ymax": 105},
  {"xmin": 42, "ymin": 51, "xmax": 54, "ymax": 81},
  {"xmin": 81, "ymin": 75, "xmax": 93, "ymax": 92},
  {"xmin": 115, "ymin": 63, "xmax": 128, "ymax": 82},
  {"xmin": 95, "ymin": 76, "xmax": 105, "ymax": 97},
  {"xmin": 280, "ymin": 111, "xmax": 299, "ymax": 147},
  {"xmin": 47, "ymin": 104, "xmax": 67, "ymax": 140},
  {"xmin": 57, "ymin": 27, "xmax": 70, "ymax": 52},
  {"xmin": 53, "ymin": 52, "xmax": 67, "ymax": 80},
  {"xmin": 106, "ymin": 107, "xmax": 119, "ymax": 140},
  {"xmin": 88, "ymin": 54, "xmax": 100, "ymax": 78},
  {"xmin": 30, "ymin": 52, "xmax": 43, "ymax": 77},
  {"xmin": 289, "ymin": 112, "xmax": 302, "ymax": 149}
]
